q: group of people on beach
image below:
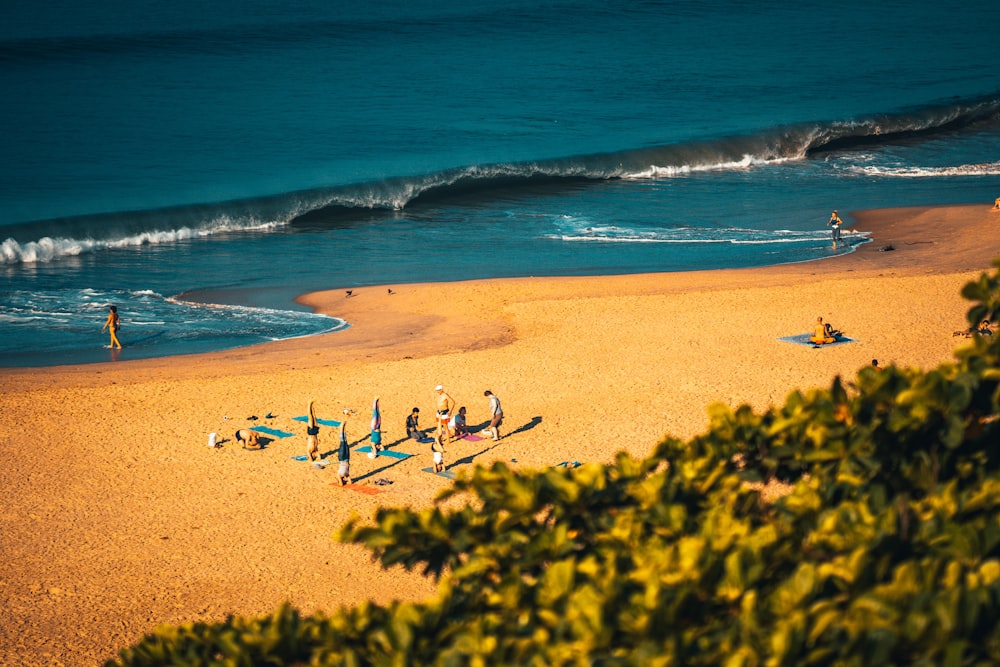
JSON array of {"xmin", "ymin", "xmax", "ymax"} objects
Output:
[{"xmin": 305, "ymin": 385, "xmax": 504, "ymax": 483}]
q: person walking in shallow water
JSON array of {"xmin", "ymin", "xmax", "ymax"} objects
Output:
[
  {"xmin": 102, "ymin": 305, "xmax": 122, "ymax": 349},
  {"xmin": 827, "ymin": 210, "xmax": 844, "ymax": 249}
]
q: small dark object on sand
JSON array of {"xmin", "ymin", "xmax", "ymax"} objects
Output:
[{"xmin": 878, "ymin": 244, "xmax": 894, "ymax": 252}]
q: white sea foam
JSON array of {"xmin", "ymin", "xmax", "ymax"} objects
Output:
[{"xmin": 849, "ymin": 162, "xmax": 1000, "ymax": 178}]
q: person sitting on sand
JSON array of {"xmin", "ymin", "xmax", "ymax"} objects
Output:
[
  {"xmin": 449, "ymin": 406, "xmax": 468, "ymax": 439},
  {"xmin": 406, "ymin": 407, "xmax": 423, "ymax": 440},
  {"xmin": 993, "ymin": 197, "xmax": 1000, "ymax": 211},
  {"xmin": 810, "ymin": 316, "xmax": 837, "ymax": 345}
]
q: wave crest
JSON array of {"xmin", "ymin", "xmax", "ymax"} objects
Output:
[{"xmin": 3, "ymin": 94, "xmax": 997, "ymax": 266}]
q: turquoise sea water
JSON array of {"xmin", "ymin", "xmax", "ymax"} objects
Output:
[{"xmin": 2, "ymin": 0, "xmax": 999, "ymax": 366}]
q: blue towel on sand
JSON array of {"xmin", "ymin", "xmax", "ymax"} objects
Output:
[
  {"xmin": 292, "ymin": 415, "xmax": 342, "ymax": 427},
  {"xmin": 250, "ymin": 425, "xmax": 295, "ymax": 438},
  {"xmin": 778, "ymin": 333, "xmax": 857, "ymax": 348},
  {"xmin": 357, "ymin": 446, "xmax": 412, "ymax": 459},
  {"xmin": 422, "ymin": 466, "xmax": 456, "ymax": 480}
]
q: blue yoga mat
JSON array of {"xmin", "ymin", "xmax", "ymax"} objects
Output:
[
  {"xmin": 250, "ymin": 425, "xmax": 295, "ymax": 438},
  {"xmin": 357, "ymin": 446, "xmax": 412, "ymax": 459},
  {"xmin": 292, "ymin": 415, "xmax": 342, "ymax": 427},
  {"xmin": 422, "ymin": 466, "xmax": 456, "ymax": 479},
  {"xmin": 778, "ymin": 333, "xmax": 857, "ymax": 348},
  {"xmin": 290, "ymin": 455, "xmax": 329, "ymax": 465}
]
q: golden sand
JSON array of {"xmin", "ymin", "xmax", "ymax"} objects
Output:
[{"xmin": 1, "ymin": 203, "xmax": 997, "ymax": 665}]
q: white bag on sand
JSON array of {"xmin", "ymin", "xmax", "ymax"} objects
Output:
[{"xmin": 208, "ymin": 432, "xmax": 217, "ymax": 447}]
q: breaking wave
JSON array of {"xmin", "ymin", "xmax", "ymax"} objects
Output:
[{"xmin": 2, "ymin": 94, "xmax": 996, "ymax": 266}]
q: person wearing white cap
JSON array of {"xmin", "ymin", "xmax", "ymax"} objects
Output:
[{"xmin": 433, "ymin": 384, "xmax": 455, "ymax": 439}]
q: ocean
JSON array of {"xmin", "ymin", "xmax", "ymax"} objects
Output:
[{"xmin": 2, "ymin": 0, "xmax": 999, "ymax": 367}]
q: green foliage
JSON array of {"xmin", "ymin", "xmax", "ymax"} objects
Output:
[{"xmin": 109, "ymin": 262, "xmax": 1000, "ymax": 666}]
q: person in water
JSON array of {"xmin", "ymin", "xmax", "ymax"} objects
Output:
[
  {"xmin": 827, "ymin": 210, "xmax": 844, "ymax": 249},
  {"xmin": 102, "ymin": 305, "xmax": 122, "ymax": 349},
  {"xmin": 810, "ymin": 316, "xmax": 837, "ymax": 345}
]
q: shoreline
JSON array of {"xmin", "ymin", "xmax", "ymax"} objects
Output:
[{"xmin": 1, "ymin": 203, "xmax": 998, "ymax": 666}]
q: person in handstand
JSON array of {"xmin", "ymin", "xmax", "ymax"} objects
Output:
[
  {"xmin": 305, "ymin": 400, "xmax": 321, "ymax": 461},
  {"xmin": 810, "ymin": 316, "xmax": 837, "ymax": 345},
  {"xmin": 431, "ymin": 430, "xmax": 447, "ymax": 473},
  {"xmin": 337, "ymin": 409, "xmax": 355, "ymax": 485}
]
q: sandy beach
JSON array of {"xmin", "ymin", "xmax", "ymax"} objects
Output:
[{"xmin": 1, "ymin": 203, "xmax": 998, "ymax": 666}]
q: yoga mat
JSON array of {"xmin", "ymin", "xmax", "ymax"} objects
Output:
[
  {"xmin": 292, "ymin": 416, "xmax": 342, "ymax": 427},
  {"xmin": 332, "ymin": 483, "xmax": 385, "ymax": 495},
  {"xmin": 778, "ymin": 333, "xmax": 857, "ymax": 348},
  {"xmin": 250, "ymin": 425, "xmax": 295, "ymax": 438},
  {"xmin": 357, "ymin": 446, "xmax": 412, "ymax": 460},
  {"xmin": 422, "ymin": 466, "xmax": 456, "ymax": 480},
  {"xmin": 290, "ymin": 455, "xmax": 329, "ymax": 466}
]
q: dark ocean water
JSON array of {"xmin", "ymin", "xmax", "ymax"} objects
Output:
[{"xmin": 2, "ymin": 0, "xmax": 999, "ymax": 366}]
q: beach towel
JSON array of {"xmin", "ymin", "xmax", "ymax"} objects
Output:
[
  {"xmin": 292, "ymin": 416, "xmax": 342, "ymax": 427},
  {"xmin": 458, "ymin": 433, "xmax": 485, "ymax": 442},
  {"xmin": 422, "ymin": 466, "xmax": 457, "ymax": 480},
  {"xmin": 332, "ymin": 483, "xmax": 385, "ymax": 495},
  {"xmin": 357, "ymin": 445, "xmax": 413, "ymax": 460},
  {"xmin": 778, "ymin": 333, "xmax": 857, "ymax": 348},
  {"xmin": 250, "ymin": 425, "xmax": 296, "ymax": 438}
]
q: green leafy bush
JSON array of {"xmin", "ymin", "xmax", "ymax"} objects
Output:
[{"xmin": 109, "ymin": 261, "xmax": 1000, "ymax": 667}]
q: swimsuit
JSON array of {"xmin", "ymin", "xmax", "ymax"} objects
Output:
[{"xmin": 307, "ymin": 426, "xmax": 319, "ymax": 436}]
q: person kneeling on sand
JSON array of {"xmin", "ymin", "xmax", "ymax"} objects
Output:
[
  {"xmin": 810, "ymin": 316, "xmax": 837, "ymax": 345},
  {"xmin": 235, "ymin": 428, "xmax": 260, "ymax": 449}
]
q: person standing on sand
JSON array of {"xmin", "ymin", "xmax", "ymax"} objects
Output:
[
  {"xmin": 483, "ymin": 390, "xmax": 503, "ymax": 441},
  {"xmin": 102, "ymin": 304, "xmax": 122, "ymax": 349},
  {"xmin": 337, "ymin": 409, "xmax": 355, "ymax": 485},
  {"xmin": 827, "ymin": 210, "xmax": 843, "ymax": 249},
  {"xmin": 433, "ymin": 385, "xmax": 455, "ymax": 438}
]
